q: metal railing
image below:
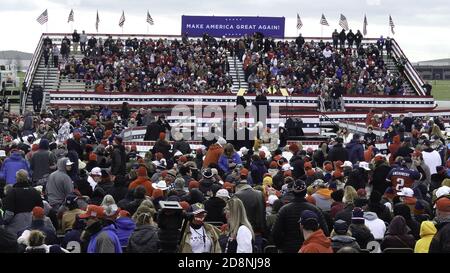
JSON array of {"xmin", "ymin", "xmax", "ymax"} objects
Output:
[{"xmin": 21, "ymin": 35, "xmax": 45, "ymax": 114}]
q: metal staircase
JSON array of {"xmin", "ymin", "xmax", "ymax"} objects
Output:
[{"xmin": 227, "ymin": 54, "xmax": 248, "ymax": 94}]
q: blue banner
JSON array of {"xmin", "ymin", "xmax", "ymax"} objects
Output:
[{"xmin": 181, "ymin": 15, "xmax": 285, "ymax": 38}]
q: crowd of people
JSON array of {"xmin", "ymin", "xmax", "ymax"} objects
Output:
[{"xmin": 0, "ymin": 102, "xmax": 449, "ymax": 253}]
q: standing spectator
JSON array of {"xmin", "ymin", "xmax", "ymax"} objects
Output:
[
  {"xmin": 31, "ymin": 85, "xmax": 43, "ymax": 113},
  {"xmin": 346, "ymin": 134, "xmax": 364, "ymax": 164},
  {"xmin": 218, "ymin": 144, "xmax": 242, "ymax": 176},
  {"xmin": 152, "ymin": 133, "xmax": 171, "ymax": 161},
  {"xmin": 111, "ymin": 136, "xmax": 126, "ymax": 177},
  {"xmin": 249, "ymin": 154, "xmax": 267, "ymax": 186},
  {"xmin": 272, "ymin": 179, "xmax": 329, "ymax": 253},
  {"xmin": 339, "ymin": 29, "xmax": 347, "ymax": 48},
  {"xmin": 234, "ymin": 173, "xmax": 266, "ymax": 250},
  {"xmin": 355, "ymin": 30, "xmax": 363, "ymax": 49},
  {"xmin": 295, "ymin": 33, "xmax": 305, "ymax": 49},
  {"xmin": 127, "ymin": 206, "xmax": 159, "ymax": 253},
  {"xmin": 18, "ymin": 206, "xmax": 58, "ymax": 245},
  {"xmin": 204, "ymin": 189, "xmax": 228, "ymax": 224},
  {"xmin": 203, "ymin": 138, "xmax": 226, "ymax": 168},
  {"xmin": 429, "ymin": 196, "xmax": 450, "ymax": 253},
  {"xmin": 223, "ymin": 198, "xmax": 255, "ymax": 253},
  {"xmin": 43, "ymin": 46, "xmax": 50, "ymax": 67},
  {"xmin": 298, "ymin": 210, "xmax": 333, "ymax": 253},
  {"xmin": 328, "ymin": 138, "xmax": 349, "ymax": 162},
  {"xmin": 51, "ymin": 44, "xmax": 59, "ymax": 68},
  {"xmin": 0, "ymin": 150, "xmax": 31, "ymax": 185},
  {"xmin": 79, "ymin": 205, "xmax": 122, "ymax": 253},
  {"xmin": 72, "ymin": 30, "xmax": 80, "ymax": 52},
  {"xmin": 2, "ymin": 170, "xmax": 43, "ymax": 235},
  {"xmin": 128, "ymin": 167, "xmax": 153, "ymax": 197},
  {"xmin": 381, "ymin": 215, "xmax": 416, "ymax": 250},
  {"xmin": 422, "ymin": 140, "xmax": 442, "ymax": 176},
  {"xmin": 115, "ymin": 210, "xmax": 136, "ymax": 249},
  {"xmin": 422, "ymin": 81, "xmax": 432, "ymax": 96},
  {"xmin": 46, "ymin": 158, "xmax": 74, "ymax": 209},
  {"xmin": 332, "ymin": 29, "xmax": 339, "ymax": 49},
  {"xmin": 330, "ymin": 219, "xmax": 361, "ymax": 253},
  {"xmin": 363, "ymin": 211, "xmax": 387, "ymax": 241},
  {"xmin": 30, "ymin": 139, "xmax": 57, "ymax": 185},
  {"xmin": 346, "ymin": 30, "xmax": 355, "ymax": 48},
  {"xmin": 79, "ymin": 30, "xmax": 87, "ymax": 54},
  {"xmin": 179, "ymin": 203, "xmax": 222, "ymax": 253},
  {"xmin": 349, "ymin": 207, "xmax": 375, "ymax": 249},
  {"xmin": 414, "ymin": 221, "xmax": 437, "ymax": 253}
]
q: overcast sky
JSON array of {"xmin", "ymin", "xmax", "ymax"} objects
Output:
[{"xmin": 1, "ymin": 0, "xmax": 449, "ymax": 62}]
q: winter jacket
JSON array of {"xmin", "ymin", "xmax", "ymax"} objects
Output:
[
  {"xmin": 0, "ymin": 226, "xmax": 18, "ymax": 253},
  {"xmin": 198, "ymin": 178, "xmax": 217, "ymax": 197},
  {"xmin": 173, "ymin": 140, "xmax": 191, "ymax": 155},
  {"xmin": 311, "ymin": 188, "xmax": 333, "ymax": 212},
  {"xmin": 328, "ymin": 144, "xmax": 349, "ymax": 163},
  {"xmin": 364, "ymin": 212, "xmax": 387, "ymax": 240},
  {"xmin": 290, "ymin": 155, "xmax": 306, "ymax": 179},
  {"xmin": 127, "ymin": 225, "xmax": 159, "ymax": 253},
  {"xmin": 381, "ymin": 216, "xmax": 416, "ymax": 250},
  {"xmin": 429, "ymin": 219, "xmax": 450, "ymax": 253},
  {"xmin": 218, "ymin": 153, "xmax": 242, "ymax": 175},
  {"xmin": 111, "ymin": 145, "xmax": 126, "ymax": 176},
  {"xmin": 46, "ymin": 158, "xmax": 74, "ymax": 208},
  {"xmin": 349, "ymin": 224, "xmax": 375, "ymax": 249},
  {"xmin": 346, "ymin": 168, "xmax": 368, "ymax": 190},
  {"xmin": 61, "ymin": 209, "xmax": 85, "ymax": 233},
  {"xmin": 30, "ymin": 149, "xmax": 57, "ymax": 182},
  {"xmin": 87, "ymin": 224, "xmax": 122, "ymax": 253},
  {"xmin": 234, "ymin": 184, "xmax": 266, "ymax": 233},
  {"xmin": 272, "ymin": 195, "xmax": 329, "ymax": 253},
  {"xmin": 21, "ymin": 219, "xmax": 58, "ymax": 245},
  {"xmin": 367, "ymin": 202, "xmax": 392, "ymax": 223},
  {"xmin": 0, "ymin": 152, "xmax": 31, "ymax": 185},
  {"xmin": 331, "ymin": 235, "xmax": 361, "ymax": 253},
  {"xmin": 151, "ymin": 140, "xmax": 172, "ymax": 161},
  {"xmin": 204, "ymin": 197, "xmax": 226, "ymax": 223},
  {"xmin": 335, "ymin": 203, "xmax": 354, "ymax": 225},
  {"xmin": 129, "ymin": 177, "xmax": 153, "ymax": 197},
  {"xmin": 371, "ymin": 163, "xmax": 391, "ymax": 195},
  {"xmin": 203, "ymin": 144, "xmax": 224, "ymax": 168},
  {"xmin": 299, "ymin": 229, "xmax": 333, "ymax": 253},
  {"xmin": 250, "ymin": 160, "xmax": 268, "ymax": 185},
  {"xmin": 414, "ymin": 221, "xmax": 437, "ymax": 253},
  {"xmin": 115, "ymin": 217, "xmax": 136, "ymax": 247},
  {"xmin": 179, "ymin": 223, "xmax": 222, "ymax": 253},
  {"xmin": 346, "ymin": 140, "xmax": 364, "ymax": 164}
]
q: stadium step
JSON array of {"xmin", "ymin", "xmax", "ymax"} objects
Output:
[{"xmin": 227, "ymin": 56, "xmax": 248, "ymax": 94}]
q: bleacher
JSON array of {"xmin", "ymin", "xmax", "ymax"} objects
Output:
[{"xmin": 21, "ymin": 33, "xmax": 431, "ymax": 114}]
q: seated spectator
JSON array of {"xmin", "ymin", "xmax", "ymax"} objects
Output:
[
  {"xmin": 381, "ymin": 215, "xmax": 416, "ymax": 251},
  {"xmin": 414, "ymin": 220, "xmax": 437, "ymax": 253},
  {"xmin": 330, "ymin": 219, "xmax": 361, "ymax": 253},
  {"xmin": 298, "ymin": 210, "xmax": 333, "ymax": 253},
  {"xmin": 21, "ymin": 230, "xmax": 68, "ymax": 253}
]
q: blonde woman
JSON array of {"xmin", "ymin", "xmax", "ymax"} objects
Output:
[
  {"xmin": 334, "ymin": 186, "xmax": 359, "ymax": 223},
  {"xmin": 224, "ymin": 198, "xmax": 255, "ymax": 253}
]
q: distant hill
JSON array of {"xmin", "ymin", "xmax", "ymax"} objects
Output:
[{"xmin": 0, "ymin": 51, "xmax": 33, "ymax": 60}]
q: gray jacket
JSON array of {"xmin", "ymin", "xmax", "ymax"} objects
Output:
[
  {"xmin": 46, "ymin": 158, "xmax": 74, "ymax": 208},
  {"xmin": 30, "ymin": 150, "xmax": 57, "ymax": 182}
]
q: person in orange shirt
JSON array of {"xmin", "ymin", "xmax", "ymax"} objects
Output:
[
  {"xmin": 128, "ymin": 167, "xmax": 153, "ymax": 197},
  {"xmin": 298, "ymin": 210, "xmax": 333, "ymax": 253}
]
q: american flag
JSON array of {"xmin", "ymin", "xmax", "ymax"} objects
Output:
[
  {"xmin": 37, "ymin": 9, "xmax": 48, "ymax": 25},
  {"xmin": 296, "ymin": 13, "xmax": 303, "ymax": 29},
  {"xmin": 363, "ymin": 14, "xmax": 368, "ymax": 36},
  {"xmin": 320, "ymin": 14, "xmax": 329, "ymax": 26},
  {"xmin": 389, "ymin": 15, "xmax": 395, "ymax": 34},
  {"xmin": 68, "ymin": 9, "xmax": 74, "ymax": 23},
  {"xmin": 339, "ymin": 14, "xmax": 349, "ymax": 31},
  {"xmin": 119, "ymin": 11, "xmax": 125, "ymax": 27},
  {"xmin": 96, "ymin": 10, "xmax": 100, "ymax": 32},
  {"xmin": 147, "ymin": 11, "xmax": 154, "ymax": 25}
]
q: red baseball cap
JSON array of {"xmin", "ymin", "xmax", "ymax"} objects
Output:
[{"xmin": 79, "ymin": 205, "xmax": 105, "ymax": 219}]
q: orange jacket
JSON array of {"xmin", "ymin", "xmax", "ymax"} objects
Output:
[
  {"xmin": 299, "ymin": 229, "xmax": 333, "ymax": 253},
  {"xmin": 203, "ymin": 144, "xmax": 224, "ymax": 168},
  {"xmin": 129, "ymin": 177, "xmax": 153, "ymax": 197}
]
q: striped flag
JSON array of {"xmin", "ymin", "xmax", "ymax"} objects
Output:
[
  {"xmin": 339, "ymin": 14, "xmax": 349, "ymax": 31},
  {"xmin": 68, "ymin": 9, "xmax": 74, "ymax": 23},
  {"xmin": 147, "ymin": 11, "xmax": 154, "ymax": 25},
  {"xmin": 119, "ymin": 10, "xmax": 125, "ymax": 27},
  {"xmin": 296, "ymin": 13, "xmax": 303, "ymax": 29},
  {"xmin": 363, "ymin": 14, "xmax": 368, "ymax": 36},
  {"xmin": 95, "ymin": 10, "xmax": 100, "ymax": 32},
  {"xmin": 389, "ymin": 15, "xmax": 395, "ymax": 34},
  {"xmin": 320, "ymin": 14, "xmax": 329, "ymax": 26},
  {"xmin": 36, "ymin": 9, "xmax": 48, "ymax": 25}
]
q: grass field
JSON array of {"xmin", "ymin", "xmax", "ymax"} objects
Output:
[{"xmin": 432, "ymin": 80, "xmax": 450, "ymax": 100}]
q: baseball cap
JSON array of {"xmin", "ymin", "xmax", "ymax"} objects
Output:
[
  {"xmin": 66, "ymin": 159, "xmax": 74, "ymax": 166},
  {"xmin": 281, "ymin": 164, "xmax": 293, "ymax": 171},
  {"xmin": 436, "ymin": 197, "xmax": 450, "ymax": 212},
  {"xmin": 32, "ymin": 206, "xmax": 45, "ymax": 219},
  {"xmin": 298, "ymin": 210, "xmax": 319, "ymax": 225},
  {"xmin": 90, "ymin": 167, "xmax": 102, "ymax": 176},
  {"xmin": 79, "ymin": 205, "xmax": 105, "ymax": 219},
  {"xmin": 358, "ymin": 162, "xmax": 370, "ymax": 171},
  {"xmin": 397, "ymin": 187, "xmax": 414, "ymax": 198},
  {"xmin": 216, "ymin": 189, "xmax": 230, "ymax": 199},
  {"xmin": 190, "ymin": 203, "xmax": 207, "ymax": 215}
]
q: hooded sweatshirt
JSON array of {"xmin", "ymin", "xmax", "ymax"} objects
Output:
[
  {"xmin": 311, "ymin": 188, "xmax": 333, "ymax": 212},
  {"xmin": 46, "ymin": 158, "xmax": 74, "ymax": 208},
  {"xmin": 299, "ymin": 229, "xmax": 333, "ymax": 253},
  {"xmin": 115, "ymin": 217, "xmax": 137, "ymax": 247},
  {"xmin": 414, "ymin": 221, "xmax": 437, "ymax": 253},
  {"xmin": 30, "ymin": 140, "xmax": 57, "ymax": 182},
  {"xmin": 364, "ymin": 212, "xmax": 387, "ymax": 240},
  {"xmin": 0, "ymin": 152, "xmax": 31, "ymax": 184}
]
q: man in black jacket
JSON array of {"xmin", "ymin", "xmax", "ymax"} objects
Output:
[
  {"xmin": 355, "ymin": 30, "xmax": 363, "ymax": 49},
  {"xmin": 272, "ymin": 179, "xmax": 329, "ymax": 253},
  {"xmin": 328, "ymin": 138, "xmax": 349, "ymax": 162},
  {"xmin": 111, "ymin": 136, "xmax": 126, "ymax": 177},
  {"xmin": 346, "ymin": 30, "xmax": 355, "ymax": 48},
  {"xmin": 72, "ymin": 30, "xmax": 80, "ymax": 52},
  {"xmin": 364, "ymin": 126, "xmax": 377, "ymax": 147},
  {"xmin": 339, "ymin": 29, "xmax": 347, "ymax": 49},
  {"xmin": 332, "ymin": 29, "xmax": 339, "ymax": 49},
  {"xmin": 295, "ymin": 34, "xmax": 305, "ymax": 50}
]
